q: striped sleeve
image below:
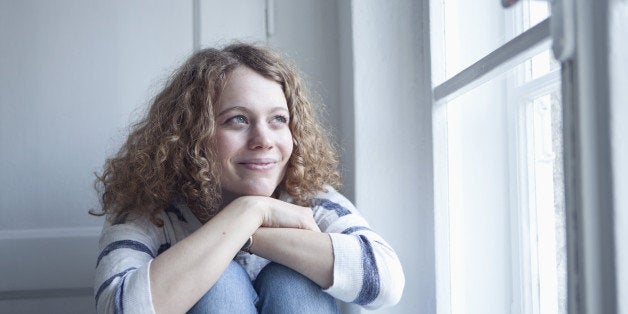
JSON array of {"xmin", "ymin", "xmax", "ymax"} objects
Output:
[
  {"xmin": 94, "ymin": 217, "xmax": 162, "ymax": 314},
  {"xmin": 311, "ymin": 187, "xmax": 405, "ymax": 310}
]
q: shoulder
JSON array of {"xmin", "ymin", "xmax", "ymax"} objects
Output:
[
  {"xmin": 308, "ymin": 186, "xmax": 369, "ymax": 233},
  {"xmin": 309, "ymin": 185, "xmax": 357, "ymax": 213},
  {"xmin": 99, "ymin": 213, "xmax": 165, "ymax": 248}
]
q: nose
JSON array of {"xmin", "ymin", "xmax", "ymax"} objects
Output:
[{"xmin": 248, "ymin": 123, "xmax": 273, "ymax": 150}]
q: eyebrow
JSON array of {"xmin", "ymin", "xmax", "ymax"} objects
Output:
[{"xmin": 217, "ymin": 106, "xmax": 289, "ymax": 117}]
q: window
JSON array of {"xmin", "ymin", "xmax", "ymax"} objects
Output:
[{"xmin": 431, "ymin": 1, "xmax": 567, "ymax": 313}]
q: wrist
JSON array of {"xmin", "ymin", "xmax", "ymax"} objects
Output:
[
  {"xmin": 255, "ymin": 197, "xmax": 271, "ymax": 228},
  {"xmin": 225, "ymin": 196, "xmax": 268, "ymax": 230}
]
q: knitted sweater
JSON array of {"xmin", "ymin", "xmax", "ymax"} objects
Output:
[{"xmin": 94, "ymin": 187, "xmax": 404, "ymax": 313}]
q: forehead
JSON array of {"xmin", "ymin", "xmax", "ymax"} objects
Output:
[{"xmin": 217, "ymin": 66, "xmax": 287, "ymax": 111}]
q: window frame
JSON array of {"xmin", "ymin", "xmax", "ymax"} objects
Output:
[{"xmin": 430, "ymin": 0, "xmax": 618, "ymax": 313}]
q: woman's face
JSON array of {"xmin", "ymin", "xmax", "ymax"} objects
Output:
[{"xmin": 215, "ymin": 66, "xmax": 293, "ymax": 200}]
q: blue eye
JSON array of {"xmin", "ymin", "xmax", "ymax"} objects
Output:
[
  {"xmin": 227, "ymin": 115, "xmax": 248, "ymax": 124},
  {"xmin": 272, "ymin": 115, "xmax": 288, "ymax": 124}
]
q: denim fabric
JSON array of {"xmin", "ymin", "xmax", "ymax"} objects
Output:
[
  {"xmin": 188, "ymin": 261, "xmax": 339, "ymax": 314},
  {"xmin": 187, "ymin": 260, "xmax": 258, "ymax": 314}
]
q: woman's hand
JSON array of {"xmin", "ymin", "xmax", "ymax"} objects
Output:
[{"xmin": 228, "ymin": 196, "xmax": 320, "ymax": 232}]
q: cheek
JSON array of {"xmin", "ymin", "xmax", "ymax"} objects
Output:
[
  {"xmin": 281, "ymin": 131, "xmax": 294, "ymax": 157},
  {"xmin": 214, "ymin": 132, "xmax": 235, "ymax": 161}
]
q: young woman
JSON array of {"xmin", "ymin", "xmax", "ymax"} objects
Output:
[{"xmin": 93, "ymin": 43, "xmax": 404, "ymax": 313}]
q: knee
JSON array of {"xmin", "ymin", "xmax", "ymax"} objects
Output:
[
  {"xmin": 254, "ymin": 263, "xmax": 338, "ymax": 314},
  {"xmin": 255, "ymin": 263, "xmax": 300, "ymax": 288},
  {"xmin": 188, "ymin": 261, "xmax": 257, "ymax": 313},
  {"xmin": 211, "ymin": 260, "xmax": 254, "ymax": 295},
  {"xmin": 254, "ymin": 263, "xmax": 316, "ymax": 293}
]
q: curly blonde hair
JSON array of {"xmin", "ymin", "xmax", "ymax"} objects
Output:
[{"xmin": 92, "ymin": 43, "xmax": 341, "ymax": 225}]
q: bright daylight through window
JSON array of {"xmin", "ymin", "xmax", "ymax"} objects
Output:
[{"xmin": 431, "ymin": 1, "xmax": 566, "ymax": 313}]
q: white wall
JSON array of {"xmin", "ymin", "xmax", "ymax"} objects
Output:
[
  {"xmin": 0, "ymin": 1, "xmax": 193, "ymax": 312},
  {"xmin": 349, "ymin": 1, "xmax": 435, "ymax": 313},
  {"xmin": 610, "ymin": 0, "xmax": 628, "ymax": 312},
  {"xmin": 199, "ymin": 0, "xmax": 266, "ymax": 46},
  {"xmin": 0, "ymin": 0, "xmax": 193, "ymax": 231},
  {"xmin": 269, "ymin": 0, "xmax": 343, "ymax": 165}
]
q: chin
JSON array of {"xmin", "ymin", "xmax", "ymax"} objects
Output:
[
  {"xmin": 222, "ymin": 177, "xmax": 283, "ymax": 198},
  {"xmin": 236, "ymin": 190, "xmax": 271, "ymax": 197}
]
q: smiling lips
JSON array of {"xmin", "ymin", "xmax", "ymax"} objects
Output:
[{"xmin": 237, "ymin": 158, "xmax": 279, "ymax": 170}]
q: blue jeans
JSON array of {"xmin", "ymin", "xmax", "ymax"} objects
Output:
[{"xmin": 187, "ymin": 261, "xmax": 339, "ymax": 314}]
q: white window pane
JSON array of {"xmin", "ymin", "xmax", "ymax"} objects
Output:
[
  {"xmin": 446, "ymin": 69, "xmax": 512, "ymax": 314},
  {"xmin": 523, "ymin": 50, "xmax": 560, "ymax": 83},
  {"xmin": 431, "ymin": 0, "xmax": 550, "ymax": 86},
  {"xmin": 438, "ymin": 55, "xmax": 565, "ymax": 314}
]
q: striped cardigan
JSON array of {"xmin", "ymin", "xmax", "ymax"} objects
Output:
[{"xmin": 94, "ymin": 187, "xmax": 405, "ymax": 313}]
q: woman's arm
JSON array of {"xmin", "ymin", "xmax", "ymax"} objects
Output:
[
  {"xmin": 248, "ymin": 227, "xmax": 334, "ymax": 288},
  {"xmin": 244, "ymin": 189, "xmax": 405, "ymax": 310},
  {"xmin": 308, "ymin": 189, "xmax": 405, "ymax": 309},
  {"xmin": 149, "ymin": 197, "xmax": 261, "ymax": 313},
  {"xmin": 149, "ymin": 196, "xmax": 319, "ymax": 313}
]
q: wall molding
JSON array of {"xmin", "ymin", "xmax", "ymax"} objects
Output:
[
  {"xmin": 0, "ymin": 226, "xmax": 101, "ymax": 240},
  {"xmin": 0, "ymin": 287, "xmax": 93, "ymax": 301},
  {"xmin": 0, "ymin": 226, "xmax": 101, "ymax": 300}
]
